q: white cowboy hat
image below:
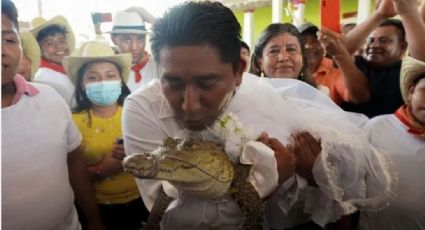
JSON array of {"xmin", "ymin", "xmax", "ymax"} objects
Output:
[
  {"xmin": 19, "ymin": 31, "xmax": 41, "ymax": 80},
  {"xmin": 30, "ymin": 15, "xmax": 76, "ymax": 51},
  {"xmin": 110, "ymin": 11, "xmax": 147, "ymax": 35},
  {"xmin": 400, "ymin": 56, "xmax": 425, "ymax": 103},
  {"xmin": 63, "ymin": 41, "xmax": 132, "ymax": 85}
]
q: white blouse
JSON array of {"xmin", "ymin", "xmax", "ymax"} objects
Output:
[{"xmin": 360, "ymin": 114, "xmax": 425, "ymax": 230}]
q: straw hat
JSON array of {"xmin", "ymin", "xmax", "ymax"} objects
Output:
[
  {"xmin": 400, "ymin": 56, "xmax": 425, "ymax": 103},
  {"xmin": 63, "ymin": 41, "xmax": 132, "ymax": 85},
  {"xmin": 110, "ymin": 11, "xmax": 147, "ymax": 35},
  {"xmin": 19, "ymin": 31, "xmax": 41, "ymax": 79},
  {"xmin": 30, "ymin": 15, "xmax": 76, "ymax": 51}
]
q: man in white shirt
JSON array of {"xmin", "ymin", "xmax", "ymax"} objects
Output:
[
  {"xmin": 111, "ymin": 10, "xmax": 158, "ymax": 92},
  {"xmin": 360, "ymin": 56, "xmax": 425, "ymax": 230},
  {"xmin": 122, "ymin": 2, "xmax": 396, "ymax": 229},
  {"xmin": 2, "ymin": 1, "xmax": 104, "ymax": 229}
]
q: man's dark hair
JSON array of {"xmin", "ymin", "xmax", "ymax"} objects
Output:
[
  {"xmin": 379, "ymin": 19, "xmax": 406, "ymax": 43},
  {"xmin": 36, "ymin": 25, "xmax": 67, "ymax": 44},
  {"xmin": 2, "ymin": 0, "xmax": 19, "ymax": 31},
  {"xmin": 241, "ymin": 40, "xmax": 250, "ymax": 53},
  {"xmin": 250, "ymin": 23, "xmax": 315, "ymax": 87},
  {"xmin": 150, "ymin": 1, "xmax": 242, "ymax": 72}
]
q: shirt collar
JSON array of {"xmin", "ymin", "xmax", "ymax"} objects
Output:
[
  {"xmin": 158, "ymin": 95, "xmax": 175, "ymax": 119},
  {"xmin": 11, "ymin": 74, "xmax": 39, "ymax": 105},
  {"xmin": 315, "ymin": 57, "xmax": 333, "ymax": 75}
]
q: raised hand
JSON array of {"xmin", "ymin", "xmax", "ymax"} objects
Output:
[
  {"xmin": 318, "ymin": 27, "xmax": 350, "ymax": 58},
  {"xmin": 392, "ymin": 0, "xmax": 420, "ymax": 16},
  {"xmin": 125, "ymin": 7, "xmax": 156, "ymax": 24},
  {"xmin": 374, "ymin": 0, "xmax": 397, "ymax": 19}
]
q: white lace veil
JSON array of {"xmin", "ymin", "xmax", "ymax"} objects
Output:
[{"xmin": 206, "ymin": 74, "xmax": 397, "ymax": 225}]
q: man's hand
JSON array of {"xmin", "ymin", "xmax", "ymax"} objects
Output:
[
  {"xmin": 292, "ymin": 131, "xmax": 321, "ymax": 186},
  {"xmin": 392, "ymin": 0, "xmax": 420, "ymax": 16},
  {"xmin": 374, "ymin": 0, "xmax": 397, "ymax": 19},
  {"xmin": 318, "ymin": 28, "xmax": 350, "ymax": 58},
  {"xmin": 257, "ymin": 132, "xmax": 296, "ymax": 185}
]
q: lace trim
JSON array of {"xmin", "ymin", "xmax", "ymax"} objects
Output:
[{"xmin": 309, "ymin": 125, "xmax": 398, "ymax": 215}]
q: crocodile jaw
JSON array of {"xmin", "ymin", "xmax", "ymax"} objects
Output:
[
  {"xmin": 123, "ymin": 153, "xmax": 233, "ymax": 183},
  {"xmin": 123, "ymin": 152, "xmax": 235, "ymax": 198},
  {"xmin": 123, "ymin": 153, "xmax": 161, "ymax": 179}
]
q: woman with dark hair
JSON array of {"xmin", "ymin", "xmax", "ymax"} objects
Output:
[
  {"xmin": 63, "ymin": 41, "xmax": 149, "ymax": 229},
  {"xmin": 250, "ymin": 23, "xmax": 316, "ymax": 87}
]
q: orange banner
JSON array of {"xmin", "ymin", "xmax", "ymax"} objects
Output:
[{"xmin": 320, "ymin": 0, "xmax": 340, "ymax": 33}]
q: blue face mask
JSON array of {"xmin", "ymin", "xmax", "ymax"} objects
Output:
[{"xmin": 85, "ymin": 80, "xmax": 122, "ymax": 107}]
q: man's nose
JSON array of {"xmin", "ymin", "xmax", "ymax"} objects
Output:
[
  {"xmin": 182, "ymin": 85, "xmax": 201, "ymax": 114},
  {"xmin": 368, "ymin": 39, "xmax": 380, "ymax": 48},
  {"xmin": 129, "ymin": 40, "xmax": 139, "ymax": 51}
]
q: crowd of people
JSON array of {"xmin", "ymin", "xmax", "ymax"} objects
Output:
[{"xmin": 2, "ymin": 0, "xmax": 424, "ymax": 229}]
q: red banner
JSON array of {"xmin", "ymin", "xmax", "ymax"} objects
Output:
[{"xmin": 320, "ymin": 0, "xmax": 340, "ymax": 33}]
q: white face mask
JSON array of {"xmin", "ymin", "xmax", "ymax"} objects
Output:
[{"xmin": 85, "ymin": 80, "xmax": 122, "ymax": 106}]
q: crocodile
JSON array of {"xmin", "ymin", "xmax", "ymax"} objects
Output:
[{"xmin": 123, "ymin": 137, "xmax": 263, "ymax": 230}]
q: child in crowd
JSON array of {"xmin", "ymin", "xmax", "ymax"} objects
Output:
[{"xmin": 31, "ymin": 15, "xmax": 76, "ymax": 107}]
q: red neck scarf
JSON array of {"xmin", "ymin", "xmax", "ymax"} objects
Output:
[
  {"xmin": 395, "ymin": 105, "xmax": 425, "ymax": 139},
  {"xmin": 131, "ymin": 53, "xmax": 150, "ymax": 83},
  {"xmin": 40, "ymin": 58, "xmax": 66, "ymax": 75}
]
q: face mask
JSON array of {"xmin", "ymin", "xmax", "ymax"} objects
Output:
[{"xmin": 85, "ymin": 80, "xmax": 122, "ymax": 106}]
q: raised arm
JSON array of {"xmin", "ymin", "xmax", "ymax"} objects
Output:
[
  {"xmin": 125, "ymin": 6, "xmax": 157, "ymax": 24},
  {"xmin": 344, "ymin": 0, "xmax": 397, "ymax": 54},
  {"xmin": 319, "ymin": 28, "xmax": 370, "ymax": 103},
  {"xmin": 393, "ymin": 0, "xmax": 425, "ymax": 61},
  {"xmin": 420, "ymin": 0, "xmax": 425, "ymax": 23}
]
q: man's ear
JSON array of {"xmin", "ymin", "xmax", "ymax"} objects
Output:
[
  {"xmin": 235, "ymin": 57, "xmax": 247, "ymax": 86},
  {"xmin": 400, "ymin": 41, "xmax": 408, "ymax": 53}
]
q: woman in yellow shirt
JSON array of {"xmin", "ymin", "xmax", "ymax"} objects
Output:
[{"xmin": 64, "ymin": 41, "xmax": 148, "ymax": 229}]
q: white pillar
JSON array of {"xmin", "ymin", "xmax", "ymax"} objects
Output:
[
  {"xmin": 293, "ymin": 2, "xmax": 306, "ymax": 27},
  {"xmin": 357, "ymin": 0, "xmax": 371, "ymax": 24},
  {"xmin": 243, "ymin": 10, "xmax": 254, "ymax": 50},
  {"xmin": 272, "ymin": 0, "xmax": 283, "ymax": 23}
]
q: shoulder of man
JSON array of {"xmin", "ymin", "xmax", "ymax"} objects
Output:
[
  {"xmin": 28, "ymin": 82, "xmax": 71, "ymax": 109},
  {"xmin": 127, "ymin": 79, "xmax": 162, "ymax": 104}
]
